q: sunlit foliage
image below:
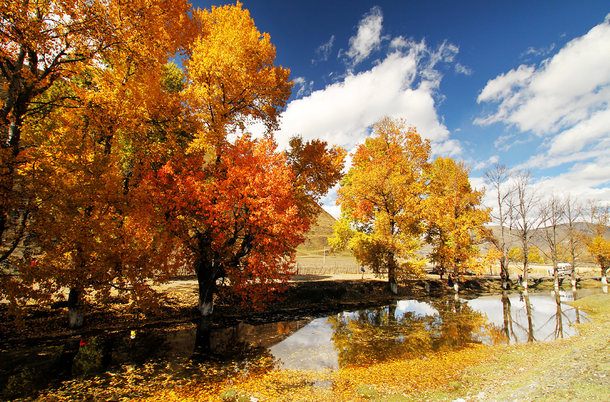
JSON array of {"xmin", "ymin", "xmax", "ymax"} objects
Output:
[
  {"xmin": 0, "ymin": 2, "xmax": 345, "ymax": 321},
  {"xmin": 425, "ymin": 157, "xmax": 491, "ymax": 276},
  {"xmin": 330, "ymin": 117, "xmax": 431, "ymax": 291}
]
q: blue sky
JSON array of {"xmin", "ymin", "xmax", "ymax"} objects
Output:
[{"xmin": 192, "ymin": 1, "xmax": 610, "ymax": 217}]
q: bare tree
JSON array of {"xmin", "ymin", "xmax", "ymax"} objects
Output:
[
  {"xmin": 509, "ymin": 170, "xmax": 545, "ymax": 291},
  {"xmin": 563, "ymin": 194, "xmax": 584, "ymax": 289},
  {"xmin": 484, "ymin": 164, "xmax": 514, "ymax": 290},
  {"xmin": 539, "ymin": 195, "xmax": 565, "ymax": 288}
]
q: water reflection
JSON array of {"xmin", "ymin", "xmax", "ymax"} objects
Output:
[
  {"xmin": 326, "ymin": 298, "xmax": 493, "ymax": 368},
  {"xmin": 0, "ymin": 289, "xmax": 598, "ymax": 398},
  {"xmin": 468, "ymin": 289, "xmax": 591, "ymax": 344}
]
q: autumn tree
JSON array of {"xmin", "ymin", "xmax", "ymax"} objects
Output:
[
  {"xmin": 285, "ymin": 135, "xmax": 346, "ymax": 220},
  {"xmin": 424, "ymin": 157, "xmax": 491, "ymax": 279},
  {"xmin": 0, "ymin": 0, "xmax": 194, "ymax": 267},
  {"xmin": 14, "ymin": 58, "xmax": 189, "ymax": 327},
  {"xmin": 563, "ymin": 194, "xmax": 584, "ymax": 288},
  {"xmin": 0, "ymin": 0, "xmax": 198, "ymax": 328},
  {"xmin": 539, "ymin": 195, "xmax": 566, "ymax": 288},
  {"xmin": 143, "ymin": 135, "xmax": 312, "ymax": 315},
  {"xmin": 330, "ymin": 117, "xmax": 430, "ymax": 294},
  {"xmin": 583, "ymin": 200, "xmax": 610, "ymax": 285},
  {"xmin": 143, "ymin": 4, "xmax": 345, "ymax": 316},
  {"xmin": 484, "ymin": 164, "xmax": 514, "ymax": 289}
]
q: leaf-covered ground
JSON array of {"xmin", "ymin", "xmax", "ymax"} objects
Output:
[{"xmin": 2, "ymin": 278, "xmax": 608, "ymax": 401}]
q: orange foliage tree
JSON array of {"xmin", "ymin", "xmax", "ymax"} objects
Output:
[
  {"xmin": 424, "ymin": 157, "xmax": 491, "ymax": 278},
  {"xmin": 0, "ymin": 0, "xmax": 193, "ymax": 266},
  {"xmin": 330, "ymin": 117, "xmax": 430, "ymax": 294},
  {"xmin": 14, "ymin": 59, "xmax": 188, "ymax": 326},
  {"xmin": 2, "ymin": 1, "xmax": 345, "ymax": 324},
  {"xmin": 141, "ymin": 4, "xmax": 345, "ymax": 316},
  {"xmin": 143, "ymin": 135, "xmax": 313, "ymax": 315},
  {"xmin": 1, "ymin": 0, "xmax": 194, "ymax": 325},
  {"xmin": 285, "ymin": 135, "xmax": 347, "ymax": 219}
]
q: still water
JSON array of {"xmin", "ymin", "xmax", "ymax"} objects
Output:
[{"xmin": 0, "ymin": 289, "xmax": 601, "ymax": 397}]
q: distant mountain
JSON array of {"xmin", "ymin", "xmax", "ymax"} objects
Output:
[
  {"xmin": 296, "ymin": 205, "xmax": 337, "ymax": 255},
  {"xmin": 486, "ymin": 222, "xmax": 610, "ymax": 256}
]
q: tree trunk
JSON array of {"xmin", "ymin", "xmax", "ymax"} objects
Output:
[
  {"xmin": 554, "ymin": 290, "xmax": 564, "ymax": 339},
  {"xmin": 387, "ymin": 259, "xmax": 398, "ymax": 295},
  {"xmin": 501, "ymin": 292, "xmax": 513, "ymax": 342},
  {"xmin": 191, "ymin": 318, "xmax": 213, "ymax": 361},
  {"xmin": 196, "ymin": 262, "xmax": 217, "ymax": 316},
  {"xmin": 500, "ymin": 259, "xmax": 510, "ymax": 290},
  {"xmin": 194, "ymin": 250, "xmax": 227, "ymax": 317},
  {"xmin": 571, "ymin": 266, "xmax": 577, "ymax": 290},
  {"xmin": 522, "ymin": 257, "xmax": 529, "ymax": 291},
  {"xmin": 388, "ymin": 275, "xmax": 398, "ymax": 295},
  {"xmin": 67, "ymin": 288, "xmax": 84, "ymax": 329},
  {"xmin": 523, "ymin": 292, "xmax": 534, "ymax": 342}
]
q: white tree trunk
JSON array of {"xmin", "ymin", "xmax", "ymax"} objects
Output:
[
  {"xmin": 390, "ymin": 282, "xmax": 398, "ymax": 295},
  {"xmin": 199, "ymin": 300, "xmax": 214, "ymax": 316}
]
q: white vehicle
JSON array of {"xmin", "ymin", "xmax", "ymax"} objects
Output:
[{"xmin": 547, "ymin": 263, "xmax": 574, "ymax": 276}]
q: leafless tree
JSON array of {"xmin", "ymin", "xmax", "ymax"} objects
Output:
[
  {"xmin": 509, "ymin": 170, "xmax": 545, "ymax": 291},
  {"xmin": 563, "ymin": 194, "xmax": 584, "ymax": 288},
  {"xmin": 539, "ymin": 195, "xmax": 565, "ymax": 288},
  {"xmin": 484, "ymin": 164, "xmax": 514, "ymax": 290}
]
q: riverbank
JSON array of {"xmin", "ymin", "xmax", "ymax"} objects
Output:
[
  {"xmin": 437, "ymin": 292, "xmax": 610, "ymax": 402},
  {"xmin": 139, "ymin": 291, "xmax": 610, "ymax": 402},
  {"xmin": 0, "ymin": 275, "xmax": 606, "ymax": 345},
  {"xmin": 1, "ymin": 278, "xmax": 608, "ymax": 401}
]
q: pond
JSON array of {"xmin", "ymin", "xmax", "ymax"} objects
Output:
[{"xmin": 0, "ymin": 288, "xmax": 602, "ymax": 399}]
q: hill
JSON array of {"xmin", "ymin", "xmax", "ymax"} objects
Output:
[{"xmin": 296, "ymin": 205, "xmax": 338, "ymax": 255}]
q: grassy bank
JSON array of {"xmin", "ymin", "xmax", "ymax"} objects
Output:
[
  {"xmin": 140, "ymin": 292, "xmax": 610, "ymax": 402},
  {"xmin": 5, "ymin": 289, "xmax": 608, "ymax": 401},
  {"xmin": 422, "ymin": 292, "xmax": 610, "ymax": 402}
]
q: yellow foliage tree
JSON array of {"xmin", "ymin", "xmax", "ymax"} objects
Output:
[
  {"xmin": 0, "ymin": 0, "xmax": 194, "ymax": 265},
  {"xmin": 142, "ymin": 3, "xmax": 345, "ymax": 316},
  {"xmin": 330, "ymin": 117, "xmax": 430, "ymax": 294},
  {"xmin": 584, "ymin": 201, "xmax": 610, "ymax": 284},
  {"xmin": 1, "ymin": 0, "xmax": 194, "ymax": 325},
  {"xmin": 182, "ymin": 2, "xmax": 292, "ymax": 153},
  {"xmin": 424, "ymin": 157, "xmax": 491, "ymax": 277}
]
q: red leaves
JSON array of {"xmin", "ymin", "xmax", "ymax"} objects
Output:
[{"xmin": 143, "ymin": 135, "xmax": 310, "ymax": 307}]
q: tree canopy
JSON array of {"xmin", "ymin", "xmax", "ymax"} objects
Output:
[
  {"xmin": 330, "ymin": 117, "xmax": 431, "ymax": 293},
  {"xmin": 425, "ymin": 157, "xmax": 490, "ymax": 276},
  {"xmin": 1, "ymin": 1, "xmax": 345, "ymax": 324},
  {"xmin": 331, "ymin": 117, "xmax": 491, "ymax": 291}
]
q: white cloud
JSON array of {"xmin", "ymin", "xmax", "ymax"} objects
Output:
[
  {"xmin": 471, "ymin": 155, "xmax": 499, "ymax": 171},
  {"xmin": 547, "ymin": 108, "xmax": 610, "ymax": 156},
  {"xmin": 534, "ymin": 158, "xmax": 610, "ymax": 205},
  {"xmin": 431, "ymin": 139, "xmax": 463, "ymax": 157},
  {"xmin": 520, "ymin": 44, "xmax": 556, "ymax": 58},
  {"xmin": 475, "ymin": 16, "xmax": 610, "ymax": 176},
  {"xmin": 476, "ymin": 17, "xmax": 610, "ymax": 135},
  {"xmin": 344, "ymin": 6, "xmax": 384, "ymax": 67},
  {"xmin": 293, "ymin": 77, "xmax": 314, "ymax": 98},
  {"xmin": 455, "ymin": 62, "xmax": 473, "ymax": 76},
  {"xmin": 476, "ymin": 65, "xmax": 535, "ymax": 106},
  {"xmin": 314, "ymin": 35, "xmax": 335, "ymax": 63},
  {"xmin": 274, "ymin": 46, "xmax": 453, "ymax": 152}
]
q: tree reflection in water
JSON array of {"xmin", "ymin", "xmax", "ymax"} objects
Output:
[
  {"xmin": 492, "ymin": 290, "xmax": 590, "ymax": 344},
  {"xmin": 327, "ymin": 298, "xmax": 505, "ymax": 368}
]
